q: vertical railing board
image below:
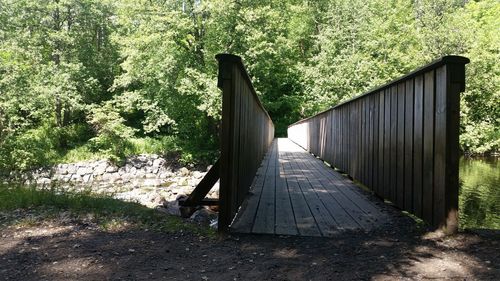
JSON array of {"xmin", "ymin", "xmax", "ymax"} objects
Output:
[
  {"xmin": 383, "ymin": 88, "xmax": 391, "ymax": 200},
  {"xmin": 377, "ymin": 91, "xmax": 385, "ymax": 197},
  {"xmin": 287, "ymin": 56, "xmax": 469, "ymax": 232},
  {"xmin": 413, "ymin": 74, "xmax": 424, "ymax": 218},
  {"xmin": 396, "ymin": 82, "xmax": 406, "ymax": 208},
  {"xmin": 372, "ymin": 93, "xmax": 380, "ymax": 195},
  {"xmin": 422, "ymin": 70, "xmax": 435, "ymax": 224},
  {"xmin": 390, "ymin": 85, "xmax": 398, "ymax": 203},
  {"xmin": 217, "ymin": 54, "xmax": 274, "ymax": 232},
  {"xmin": 404, "ymin": 78, "xmax": 414, "ymax": 212}
]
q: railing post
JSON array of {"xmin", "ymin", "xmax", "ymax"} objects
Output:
[
  {"xmin": 217, "ymin": 54, "xmax": 237, "ymax": 232},
  {"xmin": 433, "ymin": 61, "xmax": 466, "ymax": 234}
]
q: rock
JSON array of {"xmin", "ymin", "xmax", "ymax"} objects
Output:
[
  {"xmin": 82, "ymin": 174, "xmax": 93, "ymax": 183},
  {"xmin": 190, "ymin": 208, "xmax": 218, "ymax": 224},
  {"xmin": 143, "ymin": 179, "xmax": 162, "ymax": 187},
  {"xmin": 71, "ymin": 174, "xmax": 81, "ymax": 181},
  {"xmin": 179, "ymin": 167, "xmax": 190, "ymax": 176},
  {"xmin": 192, "ymin": 171, "xmax": 204, "ymax": 179},
  {"xmin": 149, "ymin": 193, "xmax": 165, "ymax": 206},
  {"xmin": 106, "ymin": 165, "xmax": 118, "ymax": 173},
  {"xmin": 36, "ymin": 178, "xmax": 52, "ymax": 186},
  {"xmin": 159, "ymin": 172, "xmax": 173, "ymax": 179},
  {"xmin": 162, "ymin": 200, "xmax": 181, "ymax": 216},
  {"xmin": 177, "ymin": 178, "xmax": 189, "ymax": 186},
  {"xmin": 76, "ymin": 167, "xmax": 92, "ymax": 176},
  {"xmin": 152, "ymin": 158, "xmax": 164, "ymax": 168},
  {"xmin": 136, "ymin": 169, "xmax": 146, "ymax": 178}
]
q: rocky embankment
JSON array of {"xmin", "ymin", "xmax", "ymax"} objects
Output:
[{"xmin": 1, "ymin": 155, "xmax": 219, "ymax": 223}]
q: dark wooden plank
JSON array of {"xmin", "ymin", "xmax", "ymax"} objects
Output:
[
  {"xmin": 230, "ymin": 142, "xmax": 274, "ymax": 233},
  {"xmin": 396, "ymin": 82, "xmax": 406, "ymax": 208},
  {"xmin": 413, "ymin": 74, "xmax": 424, "ymax": 217},
  {"xmin": 390, "ymin": 85, "xmax": 398, "ymax": 203},
  {"xmin": 304, "ymin": 178, "xmax": 359, "ymax": 231},
  {"xmin": 422, "ymin": 70, "xmax": 435, "ymax": 223},
  {"xmin": 433, "ymin": 65, "xmax": 447, "ymax": 229},
  {"xmin": 295, "ymin": 153, "xmax": 363, "ymax": 231},
  {"xmin": 252, "ymin": 142, "xmax": 277, "ymax": 234},
  {"xmin": 404, "ymin": 79, "xmax": 414, "ymax": 212},
  {"xmin": 298, "ymin": 155, "xmax": 373, "ymax": 230},
  {"xmin": 275, "ymin": 140, "xmax": 299, "ymax": 235},
  {"xmin": 290, "ymin": 150, "xmax": 340, "ymax": 236},
  {"xmin": 377, "ymin": 91, "xmax": 385, "ymax": 196},
  {"xmin": 433, "ymin": 64, "xmax": 462, "ymax": 232},
  {"xmin": 230, "ymin": 68, "xmax": 242, "ymax": 218},
  {"xmin": 218, "ymin": 61, "xmax": 236, "ymax": 231},
  {"xmin": 367, "ymin": 94, "xmax": 374, "ymax": 190},
  {"xmin": 360, "ymin": 99, "xmax": 366, "ymax": 183},
  {"xmin": 308, "ymin": 156, "xmax": 386, "ymax": 225},
  {"xmin": 383, "ymin": 88, "xmax": 391, "ymax": 199},
  {"xmin": 283, "ymin": 160, "xmax": 322, "ymax": 237},
  {"xmin": 372, "ymin": 92, "xmax": 380, "ymax": 194},
  {"xmin": 437, "ymin": 63, "xmax": 463, "ymax": 232},
  {"xmin": 237, "ymin": 79, "xmax": 248, "ymax": 206},
  {"xmin": 303, "ymin": 150, "xmax": 384, "ymax": 224},
  {"xmin": 179, "ymin": 158, "xmax": 220, "ymax": 207}
]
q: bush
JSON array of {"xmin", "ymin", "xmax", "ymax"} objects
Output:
[{"xmin": 0, "ymin": 124, "xmax": 59, "ymax": 171}]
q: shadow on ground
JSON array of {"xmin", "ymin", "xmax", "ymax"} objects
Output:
[{"xmin": 0, "ymin": 209, "xmax": 498, "ymax": 281}]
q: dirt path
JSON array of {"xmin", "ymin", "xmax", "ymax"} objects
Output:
[{"xmin": 0, "ymin": 217, "xmax": 498, "ymax": 281}]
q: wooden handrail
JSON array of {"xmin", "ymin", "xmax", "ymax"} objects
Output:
[
  {"xmin": 289, "ymin": 56, "xmax": 469, "ymax": 127},
  {"xmin": 288, "ymin": 56, "xmax": 469, "ymax": 233},
  {"xmin": 217, "ymin": 54, "xmax": 275, "ymax": 232}
]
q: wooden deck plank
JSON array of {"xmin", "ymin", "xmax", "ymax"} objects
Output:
[
  {"xmin": 252, "ymin": 142, "xmax": 277, "ymax": 234},
  {"xmin": 230, "ymin": 138, "xmax": 388, "ymax": 237},
  {"xmin": 286, "ymin": 143, "xmax": 339, "ymax": 237},
  {"xmin": 274, "ymin": 142, "xmax": 299, "ymax": 235},
  {"xmin": 230, "ymin": 141, "xmax": 275, "ymax": 233},
  {"xmin": 293, "ymin": 145, "xmax": 387, "ymax": 230},
  {"xmin": 282, "ymin": 151, "xmax": 322, "ymax": 237},
  {"xmin": 308, "ymin": 158, "xmax": 387, "ymax": 224},
  {"xmin": 292, "ymin": 152, "xmax": 358, "ymax": 232}
]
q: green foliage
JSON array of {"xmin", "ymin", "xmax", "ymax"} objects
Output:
[
  {"xmin": 0, "ymin": 124, "xmax": 59, "ymax": 171},
  {"xmin": 0, "ymin": 0, "xmax": 498, "ymax": 172}
]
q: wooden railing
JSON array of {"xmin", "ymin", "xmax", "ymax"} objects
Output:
[
  {"xmin": 288, "ymin": 56, "xmax": 469, "ymax": 233},
  {"xmin": 217, "ymin": 54, "xmax": 275, "ymax": 231}
]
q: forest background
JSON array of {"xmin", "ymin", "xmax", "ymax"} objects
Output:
[{"xmin": 0, "ymin": 0, "xmax": 498, "ymax": 171}]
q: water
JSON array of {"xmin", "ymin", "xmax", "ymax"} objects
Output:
[{"xmin": 459, "ymin": 156, "xmax": 499, "ymax": 230}]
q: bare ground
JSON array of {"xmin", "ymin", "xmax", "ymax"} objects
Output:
[{"xmin": 0, "ymin": 212, "xmax": 498, "ymax": 281}]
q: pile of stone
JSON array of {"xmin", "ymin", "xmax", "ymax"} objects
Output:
[{"xmin": 2, "ymin": 154, "xmax": 219, "ymax": 212}]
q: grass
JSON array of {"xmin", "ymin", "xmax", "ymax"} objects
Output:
[
  {"xmin": 57, "ymin": 136, "xmax": 179, "ymax": 164},
  {"xmin": 0, "ymin": 184, "xmax": 215, "ymax": 236}
]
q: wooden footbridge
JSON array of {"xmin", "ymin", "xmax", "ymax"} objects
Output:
[{"xmin": 180, "ymin": 54, "xmax": 469, "ymax": 235}]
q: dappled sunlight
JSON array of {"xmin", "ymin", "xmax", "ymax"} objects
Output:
[
  {"xmin": 371, "ymin": 245, "xmax": 483, "ymax": 280},
  {"xmin": 0, "ymin": 220, "xmax": 498, "ymax": 280},
  {"xmin": 272, "ymin": 248, "xmax": 301, "ymax": 259},
  {"xmin": 15, "ymin": 225, "xmax": 74, "ymax": 239},
  {"xmin": 36, "ymin": 257, "xmax": 112, "ymax": 280}
]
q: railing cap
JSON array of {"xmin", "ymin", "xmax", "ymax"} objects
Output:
[
  {"xmin": 215, "ymin": 53, "xmax": 243, "ymax": 63},
  {"xmin": 216, "ymin": 53, "xmax": 273, "ymax": 122},
  {"xmin": 288, "ymin": 55, "xmax": 470, "ymax": 127}
]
